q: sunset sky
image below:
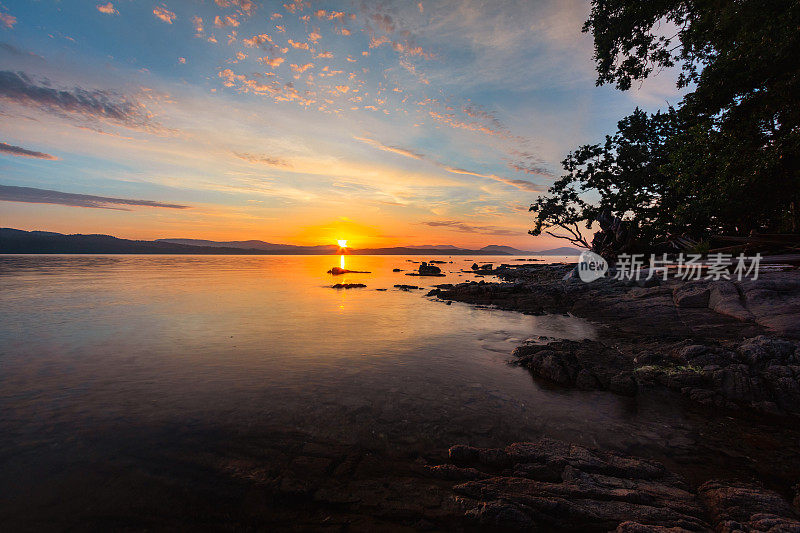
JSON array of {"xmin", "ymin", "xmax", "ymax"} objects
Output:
[{"xmin": 0, "ymin": 0, "xmax": 683, "ymax": 249}]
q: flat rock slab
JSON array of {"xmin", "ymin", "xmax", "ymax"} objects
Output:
[{"xmin": 429, "ymin": 439, "xmax": 800, "ymax": 532}]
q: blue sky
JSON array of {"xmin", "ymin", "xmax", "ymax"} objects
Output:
[{"xmin": 0, "ymin": 0, "xmax": 684, "ymax": 248}]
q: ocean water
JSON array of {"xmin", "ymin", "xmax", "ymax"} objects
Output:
[{"xmin": 1, "ymin": 254, "xmax": 799, "ymax": 512}]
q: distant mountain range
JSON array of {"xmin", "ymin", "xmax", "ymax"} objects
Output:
[{"xmin": 0, "ymin": 229, "xmax": 581, "ymax": 256}]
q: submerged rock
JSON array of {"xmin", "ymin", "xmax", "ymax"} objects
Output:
[
  {"xmin": 394, "ymin": 284, "xmax": 423, "ymax": 291},
  {"xmin": 331, "ymin": 283, "xmax": 366, "ymax": 289}
]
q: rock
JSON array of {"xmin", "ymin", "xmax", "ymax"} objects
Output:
[
  {"xmin": 708, "ymin": 281, "xmax": 754, "ymax": 322},
  {"xmin": 736, "ymin": 335, "xmax": 797, "ymax": 368},
  {"xmin": 424, "ymin": 464, "xmax": 485, "ymax": 480},
  {"xmin": 711, "ymin": 364, "xmax": 755, "ymax": 403},
  {"xmin": 609, "ymin": 372, "xmax": 638, "ymax": 395},
  {"xmin": 449, "ymin": 445, "xmax": 480, "ymax": 465},
  {"xmin": 637, "ymin": 276, "xmax": 661, "ymax": 288},
  {"xmin": 616, "ymin": 522, "xmax": 694, "ymax": 532},
  {"xmin": 575, "ymin": 369, "xmax": 601, "ymax": 389},
  {"xmin": 441, "ymin": 439, "xmax": 709, "ymax": 531},
  {"xmin": 738, "ymin": 274, "xmax": 800, "ymax": 337},
  {"xmin": 673, "ymin": 284, "xmax": 711, "ymax": 308},
  {"xmin": 331, "ymin": 283, "xmax": 366, "ymax": 289},
  {"xmin": 392, "ymin": 268, "xmax": 402, "ymax": 272},
  {"xmin": 698, "ymin": 480, "xmax": 800, "ymax": 531},
  {"xmin": 327, "ymin": 267, "xmax": 370, "ymax": 275},
  {"xmin": 394, "ymin": 284, "xmax": 422, "ymax": 291},
  {"xmin": 418, "ymin": 262, "xmax": 442, "ymax": 275}
]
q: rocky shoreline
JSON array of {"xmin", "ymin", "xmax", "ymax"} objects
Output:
[
  {"xmin": 373, "ymin": 262, "xmax": 800, "ymax": 530},
  {"xmin": 429, "ymin": 439, "xmax": 800, "ymax": 531},
  {"xmin": 428, "ymin": 264, "xmax": 800, "ymax": 419}
]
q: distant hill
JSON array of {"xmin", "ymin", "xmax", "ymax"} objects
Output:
[
  {"xmin": 157, "ymin": 238, "xmax": 338, "ymax": 254},
  {"xmin": 533, "ymin": 246, "xmax": 583, "ymax": 256},
  {"xmin": 0, "ymin": 228, "xmax": 272, "ymax": 255},
  {"xmin": 0, "ymin": 228, "xmax": 583, "ymax": 256},
  {"xmin": 479, "ymin": 244, "xmax": 582, "ymax": 255}
]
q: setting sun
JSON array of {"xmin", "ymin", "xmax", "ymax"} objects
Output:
[{"xmin": 337, "ymin": 239, "xmax": 348, "ymax": 248}]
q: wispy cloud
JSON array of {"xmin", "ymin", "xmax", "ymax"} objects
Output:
[
  {"xmin": 421, "ymin": 219, "xmax": 518, "ymax": 236},
  {"xmin": 0, "ymin": 142, "xmax": 58, "ymax": 160},
  {"xmin": 0, "ymin": 71, "xmax": 155, "ymax": 130},
  {"xmin": 353, "ymin": 135, "xmax": 542, "ymax": 192},
  {"xmin": 233, "ymin": 151, "xmax": 291, "ymax": 168},
  {"xmin": 0, "ymin": 185, "xmax": 190, "ymax": 210},
  {"xmin": 353, "ymin": 136, "xmax": 424, "ymax": 160}
]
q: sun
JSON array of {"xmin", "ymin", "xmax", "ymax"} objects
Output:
[{"xmin": 337, "ymin": 239, "xmax": 348, "ymax": 248}]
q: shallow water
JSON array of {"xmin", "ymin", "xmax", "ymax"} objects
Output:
[{"xmin": 1, "ymin": 254, "xmax": 799, "ymax": 503}]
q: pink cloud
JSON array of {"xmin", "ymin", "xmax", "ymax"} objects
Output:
[
  {"xmin": 242, "ymin": 33, "xmax": 272, "ymax": 47},
  {"xmin": 0, "ymin": 12, "xmax": 16, "ymax": 28},
  {"xmin": 287, "ymin": 39, "xmax": 309, "ymax": 50},
  {"xmin": 191, "ymin": 16, "xmax": 204, "ymax": 35},
  {"xmin": 96, "ymin": 3, "xmax": 118, "ymax": 15},
  {"xmin": 258, "ymin": 56, "xmax": 285, "ymax": 68},
  {"xmin": 152, "ymin": 6, "xmax": 176, "ymax": 24},
  {"xmin": 214, "ymin": 15, "xmax": 239, "ymax": 27}
]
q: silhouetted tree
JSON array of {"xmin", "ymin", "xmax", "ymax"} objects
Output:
[{"xmin": 532, "ymin": 0, "xmax": 800, "ymax": 250}]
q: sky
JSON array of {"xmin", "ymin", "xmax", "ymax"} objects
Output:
[{"xmin": 0, "ymin": 0, "xmax": 683, "ymax": 249}]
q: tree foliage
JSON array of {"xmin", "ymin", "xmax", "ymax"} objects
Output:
[{"xmin": 532, "ymin": 0, "xmax": 800, "ymax": 250}]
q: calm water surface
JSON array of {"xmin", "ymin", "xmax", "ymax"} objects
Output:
[{"xmin": 1, "ymin": 255, "xmax": 798, "ymax": 495}]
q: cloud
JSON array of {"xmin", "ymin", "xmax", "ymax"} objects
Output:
[
  {"xmin": 258, "ymin": 56, "xmax": 284, "ymax": 68},
  {"xmin": 0, "ymin": 12, "xmax": 16, "ymax": 29},
  {"xmin": 443, "ymin": 165, "xmax": 543, "ymax": 192},
  {"xmin": 153, "ymin": 6, "xmax": 176, "ymax": 24},
  {"xmin": 96, "ymin": 3, "xmax": 118, "ymax": 15},
  {"xmin": 0, "ymin": 185, "xmax": 190, "ymax": 210},
  {"xmin": 369, "ymin": 13, "xmax": 395, "ymax": 33},
  {"xmin": 191, "ymin": 15, "xmax": 204, "ymax": 35},
  {"xmin": 0, "ymin": 71, "xmax": 154, "ymax": 129},
  {"xmin": 215, "ymin": 15, "xmax": 239, "ymax": 28},
  {"xmin": 287, "ymin": 39, "xmax": 310, "ymax": 50},
  {"xmin": 233, "ymin": 151, "xmax": 292, "ymax": 168},
  {"xmin": 290, "ymin": 62, "xmax": 314, "ymax": 74},
  {"xmin": 505, "ymin": 149, "xmax": 554, "ymax": 177},
  {"xmin": 243, "ymin": 33, "xmax": 272, "ymax": 47},
  {"xmin": 353, "ymin": 136, "xmax": 542, "ymax": 192},
  {"xmin": 0, "ymin": 141, "xmax": 58, "ymax": 160},
  {"xmin": 215, "ymin": 0, "xmax": 256, "ymax": 17},
  {"xmin": 0, "ymin": 42, "xmax": 42, "ymax": 60},
  {"xmin": 353, "ymin": 136, "xmax": 424, "ymax": 160},
  {"xmin": 421, "ymin": 220, "xmax": 518, "ymax": 236}
]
